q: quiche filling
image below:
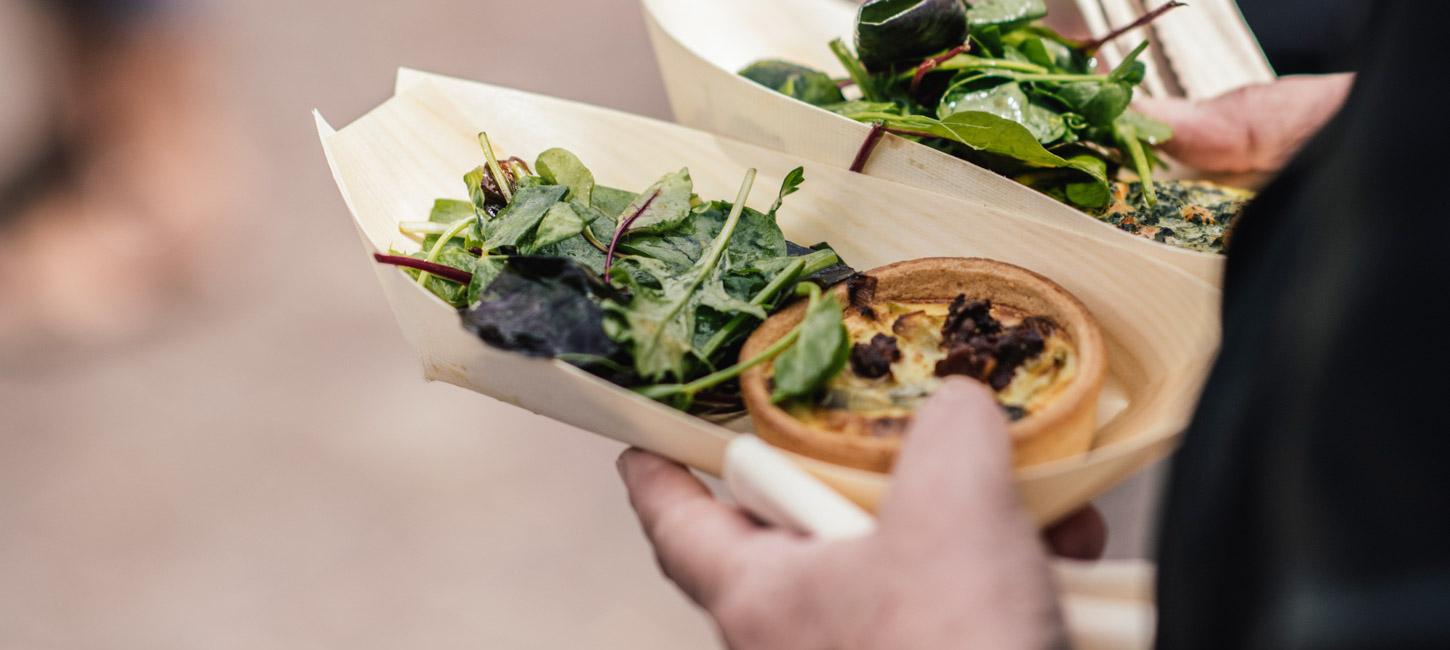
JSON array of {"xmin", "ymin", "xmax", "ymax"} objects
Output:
[
  {"xmin": 1088, "ymin": 180, "xmax": 1253, "ymax": 254},
  {"xmin": 786, "ymin": 288, "xmax": 1077, "ymax": 439}
]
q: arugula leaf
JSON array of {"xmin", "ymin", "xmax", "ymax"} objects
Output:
[
  {"xmin": 740, "ymin": 61, "xmax": 847, "ymax": 106},
  {"xmin": 535, "ymin": 148, "xmax": 595, "ymax": 206},
  {"xmin": 482, "ymin": 185, "xmax": 567, "ymax": 251},
  {"xmin": 770, "ymin": 286, "xmax": 850, "ymax": 403},
  {"xmin": 855, "ymin": 0, "xmax": 969, "ymax": 71}
]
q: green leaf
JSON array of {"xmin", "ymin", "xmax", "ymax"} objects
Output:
[
  {"xmin": 1115, "ymin": 110, "xmax": 1173, "ymax": 145},
  {"xmin": 966, "ymin": 0, "xmax": 1046, "ymax": 28},
  {"xmin": 591, "ymin": 185, "xmax": 637, "ymax": 220},
  {"xmin": 535, "ymin": 148, "xmax": 595, "ymax": 206},
  {"xmin": 768, "ymin": 167, "xmax": 805, "ymax": 217},
  {"xmin": 1054, "ymin": 81, "xmax": 1132, "ymax": 127},
  {"xmin": 828, "ymin": 39, "xmax": 883, "ymax": 103},
  {"xmin": 617, "ymin": 169, "xmax": 693, "ymax": 234},
  {"xmin": 739, "ymin": 60, "xmax": 847, "ymax": 106},
  {"xmin": 1108, "ymin": 41, "xmax": 1150, "ymax": 84},
  {"xmin": 1062, "ymin": 155, "xmax": 1111, "ymax": 208},
  {"xmin": 770, "ymin": 291, "xmax": 849, "ymax": 403},
  {"xmin": 465, "ymin": 256, "xmax": 505, "ymax": 308},
  {"xmin": 824, "ymin": 100, "xmax": 903, "ymax": 120},
  {"xmin": 525, "ymin": 201, "xmax": 599, "ymax": 254},
  {"xmin": 482, "ymin": 185, "xmax": 567, "ymax": 251},
  {"xmin": 938, "ymin": 80, "xmax": 1066, "ymax": 144},
  {"xmin": 428, "ymin": 198, "xmax": 475, "ymax": 224},
  {"xmin": 855, "ymin": 0, "xmax": 969, "ymax": 71},
  {"xmin": 605, "ymin": 170, "xmax": 759, "ymax": 382}
]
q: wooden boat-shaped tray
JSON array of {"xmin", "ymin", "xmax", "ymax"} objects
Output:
[
  {"xmin": 641, "ymin": 0, "xmax": 1275, "ymax": 284},
  {"xmin": 316, "ymin": 69, "xmax": 1219, "ymax": 525}
]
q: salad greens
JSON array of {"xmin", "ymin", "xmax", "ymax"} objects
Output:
[
  {"xmin": 376, "ymin": 135, "xmax": 856, "ymax": 416},
  {"xmin": 740, "ymin": 0, "xmax": 1183, "ymax": 210}
]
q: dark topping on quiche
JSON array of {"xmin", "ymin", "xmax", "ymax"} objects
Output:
[
  {"xmin": 933, "ymin": 297, "xmax": 1052, "ymax": 390},
  {"xmin": 1002, "ymin": 404, "xmax": 1028, "ymax": 421},
  {"xmin": 850, "ymin": 333, "xmax": 901, "ymax": 379},
  {"xmin": 846, "ymin": 274, "xmax": 879, "ymax": 319},
  {"xmin": 941, "ymin": 296, "xmax": 1001, "ymax": 344}
]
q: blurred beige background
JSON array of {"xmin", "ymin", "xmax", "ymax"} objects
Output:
[{"xmin": 0, "ymin": 0, "xmax": 1160, "ymax": 647}]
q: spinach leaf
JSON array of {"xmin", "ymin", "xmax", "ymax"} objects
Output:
[
  {"xmin": 605, "ymin": 170, "xmax": 758, "ymax": 382},
  {"xmin": 770, "ymin": 288, "xmax": 850, "ymax": 403},
  {"xmin": 615, "ymin": 169, "xmax": 693, "ymax": 234},
  {"xmin": 621, "ymin": 201, "xmax": 786, "ymax": 274},
  {"xmin": 525, "ymin": 201, "xmax": 601, "ymax": 254},
  {"xmin": 535, "ymin": 148, "xmax": 595, "ymax": 206},
  {"xmin": 966, "ymin": 0, "xmax": 1046, "ymax": 28},
  {"xmin": 740, "ymin": 60, "xmax": 847, "ymax": 106},
  {"xmin": 591, "ymin": 185, "xmax": 636, "ymax": 220},
  {"xmin": 465, "ymin": 256, "xmax": 505, "ymax": 308},
  {"xmin": 938, "ymin": 80, "xmax": 1065, "ymax": 143},
  {"xmin": 462, "ymin": 257, "xmax": 622, "ymax": 365},
  {"xmin": 482, "ymin": 185, "xmax": 567, "ymax": 251},
  {"xmin": 855, "ymin": 0, "xmax": 970, "ymax": 71}
]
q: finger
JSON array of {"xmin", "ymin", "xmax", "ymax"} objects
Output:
[
  {"xmin": 878, "ymin": 378, "xmax": 1021, "ymax": 532},
  {"xmin": 1133, "ymin": 95, "xmax": 1252, "ymax": 173},
  {"xmin": 617, "ymin": 448, "xmax": 757, "ymax": 607},
  {"xmin": 1043, "ymin": 506, "xmax": 1107, "ymax": 560}
]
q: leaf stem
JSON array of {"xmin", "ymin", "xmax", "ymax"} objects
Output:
[
  {"xmin": 910, "ymin": 43, "xmax": 971, "ymax": 96},
  {"xmin": 416, "ymin": 217, "xmax": 476, "ymax": 286},
  {"xmin": 1117, "ymin": 123, "xmax": 1158, "ymax": 206},
  {"xmin": 850, "ymin": 122, "xmax": 889, "ymax": 173},
  {"xmin": 603, "ymin": 189, "xmax": 661, "ymax": 276},
  {"xmin": 1084, "ymin": 1, "xmax": 1186, "ymax": 54},
  {"xmin": 374, "ymin": 253, "xmax": 473, "ymax": 285},
  {"xmin": 478, "ymin": 132, "xmax": 513, "ymax": 203}
]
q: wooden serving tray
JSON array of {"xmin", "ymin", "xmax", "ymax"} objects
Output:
[
  {"xmin": 640, "ymin": 0, "xmax": 1275, "ymax": 285},
  {"xmin": 316, "ymin": 69, "xmax": 1219, "ymax": 525}
]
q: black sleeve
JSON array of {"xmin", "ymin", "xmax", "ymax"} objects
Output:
[{"xmin": 1156, "ymin": 3, "xmax": 1450, "ymax": 649}]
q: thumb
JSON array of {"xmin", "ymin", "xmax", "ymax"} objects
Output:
[{"xmin": 877, "ymin": 378, "xmax": 1023, "ymax": 534}]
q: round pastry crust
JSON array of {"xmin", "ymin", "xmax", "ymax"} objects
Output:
[{"xmin": 740, "ymin": 257, "xmax": 1107, "ymax": 473}]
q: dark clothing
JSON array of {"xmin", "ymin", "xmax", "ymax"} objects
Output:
[
  {"xmin": 1238, "ymin": 0, "xmax": 1368, "ymax": 75},
  {"xmin": 1156, "ymin": 3, "xmax": 1450, "ymax": 648}
]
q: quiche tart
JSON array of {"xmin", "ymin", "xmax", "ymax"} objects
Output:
[
  {"xmin": 1088, "ymin": 180, "xmax": 1253, "ymax": 254},
  {"xmin": 740, "ymin": 258, "xmax": 1106, "ymax": 473}
]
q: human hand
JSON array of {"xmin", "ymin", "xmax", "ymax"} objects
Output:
[
  {"xmin": 618, "ymin": 379, "xmax": 1098, "ymax": 649},
  {"xmin": 1134, "ymin": 73, "xmax": 1355, "ymax": 174}
]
